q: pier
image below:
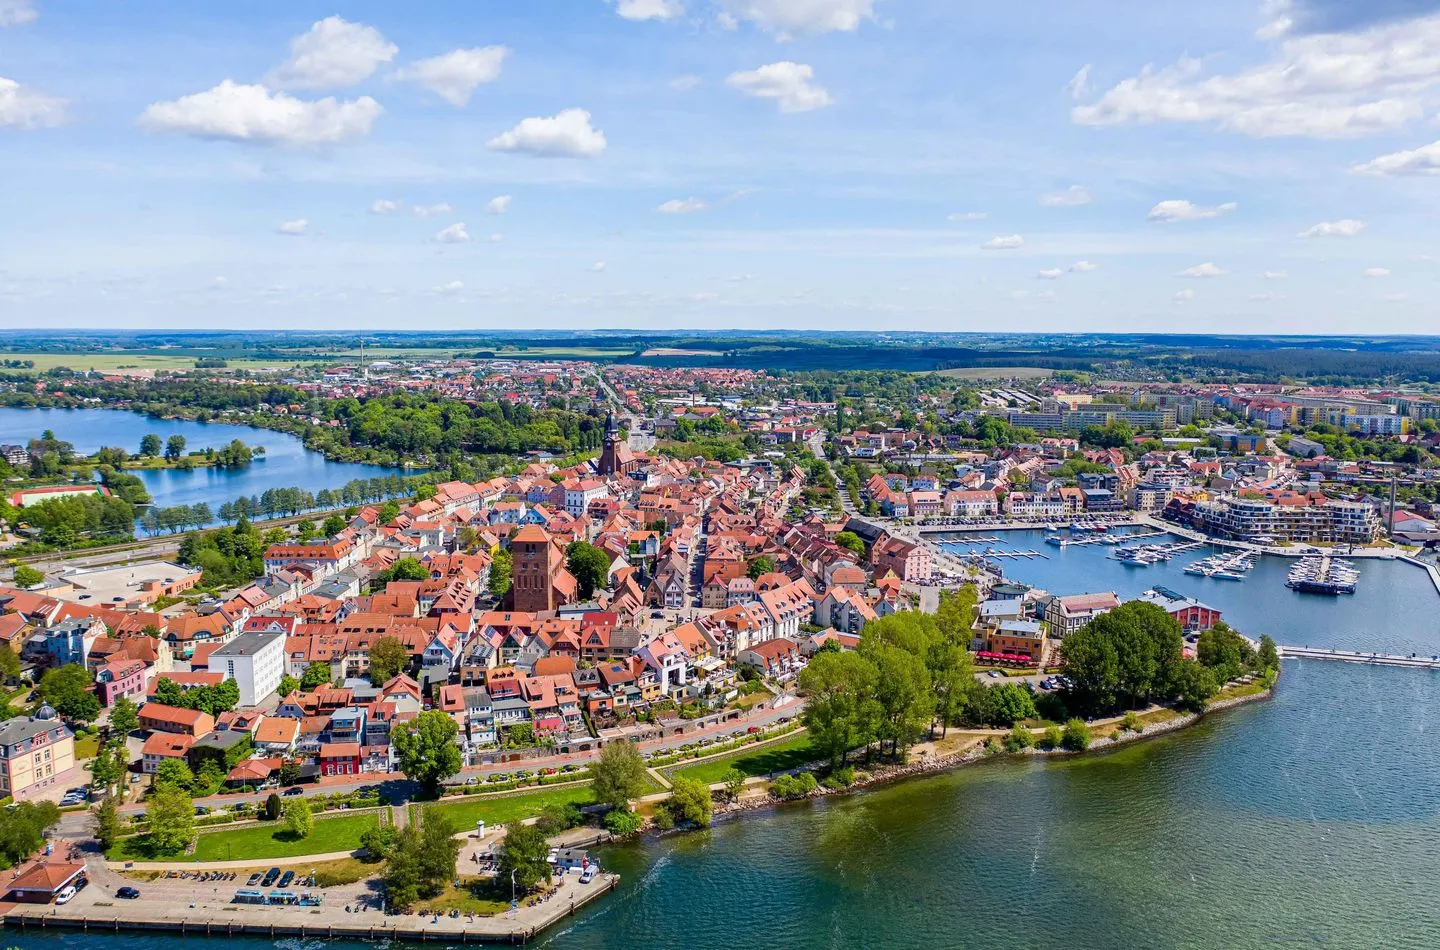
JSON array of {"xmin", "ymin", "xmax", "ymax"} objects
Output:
[{"xmin": 1278, "ymin": 646, "xmax": 1440, "ymax": 669}]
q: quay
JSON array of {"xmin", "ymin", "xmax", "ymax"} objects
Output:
[{"xmin": 1278, "ymin": 646, "xmax": 1440, "ymax": 670}]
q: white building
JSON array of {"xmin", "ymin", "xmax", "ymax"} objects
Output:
[{"xmin": 207, "ymin": 632, "xmax": 287, "ymax": 707}]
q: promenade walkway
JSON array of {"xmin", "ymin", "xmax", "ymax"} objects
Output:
[{"xmin": 1278, "ymin": 645, "xmax": 1440, "ymax": 669}]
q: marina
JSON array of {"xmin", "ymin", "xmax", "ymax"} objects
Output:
[
  {"xmin": 1287, "ymin": 556, "xmax": 1360, "ymax": 595},
  {"xmin": 1108, "ymin": 540, "xmax": 1206, "ymax": 566},
  {"xmin": 1185, "ymin": 551, "xmax": 1257, "ymax": 580}
]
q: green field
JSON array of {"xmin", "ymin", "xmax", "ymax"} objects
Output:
[
  {"xmin": 934, "ymin": 366, "xmax": 1054, "ymax": 380},
  {"xmin": 426, "ymin": 784, "xmax": 596, "ymax": 830},
  {"xmin": 0, "ymin": 352, "xmax": 298, "ymax": 374},
  {"xmin": 669, "ymin": 733, "xmax": 819, "ymax": 786},
  {"xmin": 189, "ymin": 812, "xmax": 380, "ymax": 861}
]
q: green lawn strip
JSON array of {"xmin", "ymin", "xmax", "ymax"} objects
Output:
[
  {"xmin": 669, "ymin": 733, "xmax": 821, "ymax": 786},
  {"xmin": 73, "ymin": 735, "xmax": 100, "ymax": 760},
  {"xmin": 191, "ymin": 813, "xmax": 379, "ymax": 861},
  {"xmin": 427, "ymin": 784, "xmax": 596, "ymax": 830}
]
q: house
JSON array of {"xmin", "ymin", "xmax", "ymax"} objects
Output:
[
  {"xmin": 737, "ymin": 637, "xmax": 803, "ymax": 681},
  {"xmin": 4, "ymin": 859, "xmax": 87, "ymax": 904},
  {"xmin": 318, "ymin": 742, "xmax": 362, "ymax": 776},
  {"xmin": 0, "ymin": 713, "xmax": 76, "ymax": 800},
  {"xmin": 1042, "ymin": 592, "xmax": 1120, "ymax": 638},
  {"xmin": 138, "ymin": 702, "xmax": 215, "ymax": 738},
  {"xmin": 94, "ymin": 659, "xmax": 147, "ymax": 706},
  {"xmin": 253, "ymin": 716, "xmax": 300, "ymax": 755},
  {"xmin": 871, "ymin": 535, "xmax": 932, "ymax": 583},
  {"xmin": 984, "ymin": 619, "xmax": 1048, "ymax": 664},
  {"xmin": 1138, "ymin": 587, "xmax": 1223, "ymax": 633},
  {"xmin": 207, "ymin": 632, "xmax": 287, "ymax": 707},
  {"xmin": 141, "ymin": 732, "xmax": 194, "ymax": 774}
]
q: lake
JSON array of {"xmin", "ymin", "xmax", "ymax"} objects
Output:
[{"xmin": 0, "ymin": 407, "xmax": 411, "ymax": 525}]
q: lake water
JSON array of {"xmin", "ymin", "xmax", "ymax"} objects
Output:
[{"xmin": 0, "ymin": 407, "xmax": 411, "ymax": 525}]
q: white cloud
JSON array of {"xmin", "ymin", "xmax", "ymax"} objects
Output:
[
  {"xmin": 1038, "ymin": 185, "xmax": 1092, "ymax": 207},
  {"xmin": 434, "ymin": 222, "xmax": 470, "ymax": 243},
  {"xmin": 1250, "ymin": 291, "xmax": 1287, "ymax": 301},
  {"xmin": 396, "ymin": 47, "xmax": 509, "ymax": 107},
  {"xmin": 138, "ymin": 81, "xmax": 381, "ymax": 146},
  {"xmin": 1178, "ymin": 262, "xmax": 1225, "ymax": 278},
  {"xmin": 0, "ymin": 0, "xmax": 36, "ymax": 27},
  {"xmin": 1363, "ymin": 266, "xmax": 1391, "ymax": 277},
  {"xmin": 588, "ymin": 262, "xmax": 607, "ymax": 272},
  {"xmin": 435, "ymin": 280, "xmax": 464, "ymax": 294},
  {"xmin": 1173, "ymin": 288, "xmax": 1195, "ymax": 302},
  {"xmin": 1036, "ymin": 268, "xmax": 1064, "ymax": 280},
  {"xmin": 276, "ymin": 219, "xmax": 308, "ymax": 236},
  {"xmin": 1072, "ymin": 14, "xmax": 1440, "ymax": 138},
  {"xmin": 486, "ymin": 232, "xmax": 504, "ymax": 243},
  {"xmin": 1380, "ymin": 291, "xmax": 1409, "ymax": 301},
  {"xmin": 947, "ymin": 211, "xmax": 987, "ymax": 221},
  {"xmin": 485, "ymin": 195, "xmax": 513, "ymax": 215},
  {"xmin": 209, "ymin": 276, "xmax": 229, "ymax": 291},
  {"xmin": 0, "ymin": 76, "xmax": 64, "ymax": 128},
  {"xmin": 981, "ymin": 235, "xmax": 1025, "ymax": 250},
  {"xmin": 615, "ymin": 0, "xmax": 684, "ymax": 20},
  {"xmin": 1066, "ymin": 64, "xmax": 1092, "ymax": 100},
  {"xmin": 370, "ymin": 199, "xmax": 403, "ymax": 215},
  {"xmin": 413, "ymin": 203, "xmax": 453, "ymax": 218},
  {"xmin": 1353, "ymin": 139, "xmax": 1440, "ymax": 176},
  {"xmin": 726, "ymin": 62, "xmax": 832, "ymax": 113},
  {"xmin": 1147, "ymin": 199, "xmax": 1238, "ymax": 222},
  {"xmin": 268, "ymin": 16, "xmax": 397, "ymax": 91},
  {"xmin": 658, "ymin": 197, "xmax": 708, "ymax": 214},
  {"xmin": 1262, "ymin": 270, "xmax": 1288, "ymax": 279},
  {"xmin": 487, "ymin": 108, "xmax": 607, "ymax": 157},
  {"xmin": 1298, "ymin": 218, "xmax": 1365, "ymax": 238},
  {"xmin": 716, "ymin": 0, "xmax": 877, "ymax": 35},
  {"xmin": 670, "ymin": 75, "xmax": 702, "ymax": 91},
  {"xmin": 1070, "ymin": 261, "xmax": 1099, "ymax": 272}
]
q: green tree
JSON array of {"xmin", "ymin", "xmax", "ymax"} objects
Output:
[
  {"xmin": 1167, "ymin": 659, "xmax": 1218, "ymax": 712},
  {"xmin": 361, "ymin": 824, "xmax": 399, "ymax": 859},
  {"xmin": 377, "ymin": 556, "xmax": 429, "ymax": 585},
  {"xmin": 0, "ymin": 644, "xmax": 21, "ymax": 684},
  {"xmin": 300, "ymin": 661, "xmax": 334, "ymax": 690},
  {"xmin": 391, "ymin": 710, "xmax": 462, "ymax": 795},
  {"xmin": 368, "ymin": 635, "xmax": 410, "ymax": 684},
  {"xmin": 153, "ymin": 757, "xmax": 194, "ymax": 792},
  {"xmin": 933, "ymin": 585, "xmax": 977, "ymax": 644},
  {"xmin": 164, "ymin": 434, "xmax": 187, "ymax": 462},
  {"xmin": 536, "ymin": 801, "xmax": 584, "ymax": 835},
  {"xmin": 109, "ymin": 695, "xmax": 139, "ymax": 736},
  {"xmin": 797, "ymin": 649, "xmax": 879, "ymax": 768},
  {"xmin": 721, "ymin": 767, "xmax": 747, "ymax": 801},
  {"xmin": 322, "ymin": 514, "xmax": 347, "ymax": 536},
  {"xmin": 1257, "ymin": 634, "xmax": 1279, "ymax": 671},
  {"xmin": 139, "ymin": 433, "xmax": 163, "ymax": 457},
  {"xmin": 1061, "ymin": 718, "xmax": 1092, "ymax": 751},
  {"xmin": 284, "ymin": 797, "xmax": 314, "ymax": 838},
  {"xmin": 495, "ymin": 820, "xmax": 552, "ymax": 894},
  {"xmin": 276, "ymin": 674, "xmax": 300, "ymax": 699},
  {"xmin": 834, "ymin": 531, "xmax": 866, "ymax": 556},
  {"xmin": 0, "ymin": 801, "xmax": 61, "ymax": 868},
  {"xmin": 382, "ymin": 825, "xmax": 423, "ymax": 909},
  {"xmin": 664, "ymin": 776, "xmax": 713, "ymax": 828},
  {"xmin": 565, "ymin": 541, "xmax": 611, "ymax": 599},
  {"xmin": 12, "ymin": 565, "xmax": 43, "ymax": 588},
  {"xmin": 278, "ymin": 759, "xmax": 303, "ymax": 787},
  {"xmin": 863, "ymin": 640, "xmax": 932, "ymax": 757},
  {"xmin": 1196, "ymin": 622, "xmax": 1256, "ymax": 685},
  {"xmin": 591, "ymin": 740, "xmax": 648, "ymax": 810},
  {"xmin": 488, "ymin": 547, "xmax": 513, "ymax": 598},
  {"xmin": 980, "ymin": 682, "xmax": 1037, "ymax": 727},
  {"xmin": 263, "ymin": 792, "xmax": 282, "ymax": 821},
  {"xmin": 378, "ymin": 500, "xmax": 401, "ymax": 524},
  {"xmin": 747, "ymin": 555, "xmax": 775, "ymax": 580},
  {"xmin": 146, "ymin": 787, "xmax": 196, "ymax": 855},
  {"xmin": 92, "ymin": 795, "xmax": 121, "ymax": 851},
  {"xmin": 418, "ymin": 808, "xmax": 462, "ymax": 893},
  {"xmin": 602, "ymin": 808, "xmax": 643, "ymax": 836},
  {"xmin": 37, "ymin": 664, "xmax": 101, "ymax": 722}
]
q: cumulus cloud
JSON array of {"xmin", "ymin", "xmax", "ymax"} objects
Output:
[
  {"xmin": 396, "ymin": 46, "xmax": 509, "ymax": 107},
  {"xmin": 1072, "ymin": 14, "xmax": 1440, "ymax": 138},
  {"xmin": 435, "ymin": 280, "xmax": 464, "ymax": 294},
  {"xmin": 947, "ymin": 211, "xmax": 987, "ymax": 221},
  {"xmin": 0, "ymin": 76, "xmax": 64, "ymax": 128},
  {"xmin": 487, "ymin": 108, "xmax": 607, "ymax": 157},
  {"xmin": 1070, "ymin": 261, "xmax": 1099, "ymax": 272},
  {"xmin": 413, "ymin": 203, "xmax": 453, "ymax": 218},
  {"xmin": 1263, "ymin": 270, "xmax": 1289, "ymax": 279},
  {"xmin": 716, "ymin": 0, "xmax": 878, "ymax": 35},
  {"xmin": 1036, "ymin": 268, "xmax": 1064, "ymax": 280},
  {"xmin": 0, "ymin": 0, "xmax": 36, "ymax": 27},
  {"xmin": 1353, "ymin": 139, "xmax": 1440, "ymax": 176},
  {"xmin": 1299, "ymin": 218, "xmax": 1365, "ymax": 237},
  {"xmin": 1178, "ymin": 262, "xmax": 1225, "ymax": 278},
  {"xmin": 1066, "ymin": 64, "xmax": 1092, "ymax": 100},
  {"xmin": 370, "ymin": 199, "xmax": 403, "ymax": 214},
  {"xmin": 1147, "ymin": 199, "xmax": 1238, "ymax": 222},
  {"xmin": 982, "ymin": 235, "xmax": 1025, "ymax": 250},
  {"xmin": 485, "ymin": 195, "xmax": 513, "ymax": 215},
  {"xmin": 615, "ymin": 0, "xmax": 684, "ymax": 20},
  {"xmin": 433, "ymin": 222, "xmax": 470, "ymax": 243},
  {"xmin": 1363, "ymin": 266, "xmax": 1391, "ymax": 277},
  {"xmin": 268, "ymin": 16, "xmax": 397, "ymax": 91},
  {"xmin": 726, "ymin": 62, "xmax": 832, "ymax": 113},
  {"xmin": 276, "ymin": 219, "xmax": 308, "ymax": 236},
  {"xmin": 1173, "ymin": 288, "xmax": 1195, "ymax": 302},
  {"xmin": 658, "ymin": 197, "xmax": 708, "ymax": 214},
  {"xmin": 209, "ymin": 276, "xmax": 229, "ymax": 291},
  {"xmin": 1039, "ymin": 185, "xmax": 1092, "ymax": 207},
  {"xmin": 588, "ymin": 262, "xmax": 607, "ymax": 272},
  {"xmin": 138, "ymin": 81, "xmax": 381, "ymax": 146}
]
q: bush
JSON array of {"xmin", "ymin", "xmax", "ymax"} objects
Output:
[
  {"xmin": 822, "ymin": 766, "xmax": 857, "ymax": 790},
  {"xmin": 1034, "ymin": 690, "xmax": 1069, "ymax": 723},
  {"xmin": 770, "ymin": 772, "xmax": 819, "ymax": 800},
  {"xmin": 1040, "ymin": 726, "xmax": 1063, "ymax": 750},
  {"xmin": 1120, "ymin": 711, "xmax": 1143, "ymax": 734},
  {"xmin": 1003, "ymin": 725, "xmax": 1034, "ymax": 752},
  {"xmin": 652, "ymin": 808, "xmax": 675, "ymax": 830},
  {"xmin": 360, "ymin": 824, "xmax": 399, "ymax": 859},
  {"xmin": 1061, "ymin": 719, "xmax": 1092, "ymax": 752},
  {"xmin": 536, "ymin": 802, "xmax": 584, "ymax": 835},
  {"xmin": 602, "ymin": 808, "xmax": 644, "ymax": 837}
]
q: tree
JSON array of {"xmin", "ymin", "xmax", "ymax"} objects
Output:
[
  {"xmin": 1061, "ymin": 718, "xmax": 1092, "ymax": 751},
  {"xmin": 391, "ymin": 710, "xmax": 462, "ymax": 795},
  {"xmin": 747, "ymin": 555, "xmax": 775, "ymax": 580},
  {"xmin": 418, "ymin": 808, "xmax": 462, "ymax": 892},
  {"xmin": 382, "ymin": 825, "xmax": 423, "ymax": 909},
  {"xmin": 377, "ymin": 556, "xmax": 428, "ymax": 585},
  {"xmin": 1166, "ymin": 659, "xmax": 1218, "ymax": 712},
  {"xmin": 1196, "ymin": 622, "xmax": 1256, "ymax": 685},
  {"xmin": 664, "ymin": 776, "xmax": 713, "ymax": 828},
  {"xmin": 12, "ymin": 565, "xmax": 42, "ymax": 588},
  {"xmin": 146, "ymin": 787, "xmax": 196, "ymax": 855},
  {"xmin": 92, "ymin": 796, "xmax": 121, "ymax": 851},
  {"xmin": 368, "ymin": 635, "xmax": 410, "ymax": 684},
  {"xmin": 164, "ymin": 434, "xmax": 187, "ymax": 462},
  {"xmin": 378, "ymin": 500, "xmax": 401, "ymax": 524},
  {"xmin": 0, "ymin": 644, "xmax": 20, "ymax": 684},
  {"xmin": 300, "ymin": 661, "xmax": 334, "ymax": 690},
  {"xmin": 797, "ymin": 650, "xmax": 879, "ymax": 768},
  {"xmin": 980, "ymin": 682, "xmax": 1037, "ymax": 727},
  {"xmin": 90, "ymin": 740, "xmax": 124, "ymax": 790},
  {"xmin": 284, "ymin": 797, "xmax": 314, "ymax": 839},
  {"xmin": 1258, "ymin": 634, "xmax": 1279, "ymax": 671},
  {"xmin": 565, "ymin": 541, "xmax": 611, "ymax": 599},
  {"xmin": 276, "ymin": 674, "xmax": 300, "ymax": 699},
  {"xmin": 263, "ymin": 792, "xmax": 282, "ymax": 821},
  {"xmin": 0, "ymin": 802, "xmax": 61, "ymax": 868},
  {"xmin": 536, "ymin": 801, "xmax": 584, "ymax": 835},
  {"xmin": 360, "ymin": 824, "xmax": 399, "ymax": 859},
  {"xmin": 278, "ymin": 759, "xmax": 303, "ymax": 788},
  {"xmin": 37, "ymin": 664, "xmax": 100, "ymax": 722},
  {"xmin": 591, "ymin": 740, "xmax": 648, "ymax": 810},
  {"xmin": 834, "ymin": 531, "xmax": 866, "ymax": 556},
  {"xmin": 109, "ymin": 695, "xmax": 139, "ymax": 736},
  {"xmin": 153, "ymin": 757, "xmax": 194, "ymax": 792},
  {"xmin": 863, "ymin": 640, "xmax": 932, "ymax": 757},
  {"xmin": 322, "ymin": 514, "xmax": 347, "ymax": 536},
  {"xmin": 933, "ymin": 585, "xmax": 977, "ymax": 644},
  {"xmin": 139, "ymin": 433, "xmax": 163, "ymax": 457},
  {"xmin": 488, "ymin": 548, "xmax": 512, "ymax": 598},
  {"xmin": 722, "ymin": 767, "xmax": 747, "ymax": 802},
  {"xmin": 495, "ymin": 820, "xmax": 552, "ymax": 894},
  {"xmin": 602, "ymin": 808, "xmax": 643, "ymax": 836}
]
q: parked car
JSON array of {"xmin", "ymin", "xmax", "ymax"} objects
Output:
[
  {"xmin": 247, "ymin": 873, "xmax": 262, "ymax": 886},
  {"xmin": 116, "ymin": 886, "xmax": 140, "ymax": 900},
  {"xmin": 283, "ymin": 786, "xmax": 305, "ymax": 796},
  {"xmin": 580, "ymin": 865, "xmax": 598, "ymax": 884},
  {"xmin": 261, "ymin": 867, "xmax": 282, "ymax": 887},
  {"xmin": 278, "ymin": 870, "xmax": 294, "ymax": 888},
  {"xmin": 55, "ymin": 885, "xmax": 77, "ymax": 904}
]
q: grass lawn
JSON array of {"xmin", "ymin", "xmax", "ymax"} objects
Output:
[
  {"xmin": 670, "ymin": 733, "xmax": 819, "ymax": 786},
  {"xmin": 73, "ymin": 735, "xmax": 100, "ymax": 760},
  {"xmin": 416, "ymin": 878, "xmax": 552, "ymax": 916},
  {"xmin": 190, "ymin": 813, "xmax": 379, "ymax": 861},
  {"xmin": 427, "ymin": 785, "xmax": 596, "ymax": 830}
]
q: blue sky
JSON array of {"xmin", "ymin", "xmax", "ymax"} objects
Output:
[{"xmin": 4, "ymin": 0, "xmax": 1440, "ymax": 333}]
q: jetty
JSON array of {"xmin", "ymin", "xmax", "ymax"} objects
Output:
[{"xmin": 1278, "ymin": 646, "xmax": 1440, "ymax": 670}]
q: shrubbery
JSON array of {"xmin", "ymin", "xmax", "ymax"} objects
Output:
[{"xmin": 770, "ymin": 772, "xmax": 819, "ymax": 800}]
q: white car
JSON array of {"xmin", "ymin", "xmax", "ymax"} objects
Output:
[
  {"xmin": 580, "ymin": 865, "xmax": 598, "ymax": 884},
  {"xmin": 55, "ymin": 885, "xmax": 77, "ymax": 904}
]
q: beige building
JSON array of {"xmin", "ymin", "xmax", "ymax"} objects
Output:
[{"xmin": 0, "ymin": 710, "xmax": 76, "ymax": 800}]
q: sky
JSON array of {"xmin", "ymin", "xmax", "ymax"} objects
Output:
[{"xmin": 4, "ymin": 0, "xmax": 1440, "ymax": 334}]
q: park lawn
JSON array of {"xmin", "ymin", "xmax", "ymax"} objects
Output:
[
  {"xmin": 191, "ymin": 813, "xmax": 380, "ymax": 861},
  {"xmin": 73, "ymin": 735, "xmax": 100, "ymax": 760},
  {"xmin": 417, "ymin": 878, "xmax": 549, "ymax": 916},
  {"xmin": 670, "ymin": 733, "xmax": 820, "ymax": 786},
  {"xmin": 427, "ymin": 785, "xmax": 596, "ymax": 830}
]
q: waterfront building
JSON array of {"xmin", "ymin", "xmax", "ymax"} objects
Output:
[
  {"xmin": 1191, "ymin": 494, "xmax": 1380, "ymax": 544},
  {"xmin": 1138, "ymin": 587, "xmax": 1222, "ymax": 633},
  {"xmin": 1042, "ymin": 592, "xmax": 1121, "ymax": 638}
]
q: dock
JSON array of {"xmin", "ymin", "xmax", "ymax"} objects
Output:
[{"xmin": 1278, "ymin": 646, "xmax": 1440, "ymax": 669}]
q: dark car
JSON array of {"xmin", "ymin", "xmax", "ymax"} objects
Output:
[
  {"xmin": 116, "ymin": 886, "xmax": 140, "ymax": 900},
  {"xmin": 278, "ymin": 870, "xmax": 295, "ymax": 888},
  {"xmin": 283, "ymin": 786, "xmax": 305, "ymax": 796},
  {"xmin": 261, "ymin": 867, "xmax": 282, "ymax": 887}
]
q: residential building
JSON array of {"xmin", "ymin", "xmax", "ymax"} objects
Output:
[
  {"xmin": 207, "ymin": 631, "xmax": 287, "ymax": 707},
  {"xmin": 0, "ymin": 712, "xmax": 75, "ymax": 800}
]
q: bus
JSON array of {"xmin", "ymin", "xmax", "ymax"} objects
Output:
[
  {"xmin": 267, "ymin": 890, "xmax": 298, "ymax": 905},
  {"xmin": 233, "ymin": 889, "xmax": 265, "ymax": 905}
]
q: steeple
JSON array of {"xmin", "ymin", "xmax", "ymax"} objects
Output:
[{"xmin": 605, "ymin": 411, "xmax": 619, "ymax": 442}]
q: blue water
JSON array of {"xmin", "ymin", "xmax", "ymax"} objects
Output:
[
  {"xmin": 940, "ymin": 527, "xmax": 1440, "ymax": 656},
  {"xmin": 0, "ymin": 407, "xmax": 410, "ymax": 523}
]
